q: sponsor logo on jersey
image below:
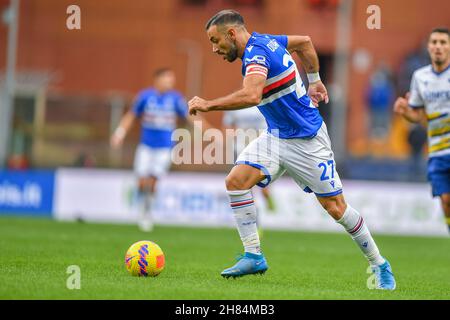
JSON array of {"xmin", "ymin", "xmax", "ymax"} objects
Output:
[
  {"xmin": 244, "ymin": 55, "xmax": 267, "ymax": 66},
  {"xmin": 424, "ymin": 90, "xmax": 450, "ymax": 101}
]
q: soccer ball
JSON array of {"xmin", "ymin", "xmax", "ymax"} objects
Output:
[{"xmin": 125, "ymin": 240, "xmax": 165, "ymax": 277}]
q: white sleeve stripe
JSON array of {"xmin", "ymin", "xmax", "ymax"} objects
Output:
[
  {"xmin": 246, "ymin": 71, "xmax": 268, "ymax": 77},
  {"xmin": 246, "ymin": 63, "xmax": 266, "ymax": 68},
  {"xmin": 247, "ymin": 67, "xmax": 268, "ymax": 73}
]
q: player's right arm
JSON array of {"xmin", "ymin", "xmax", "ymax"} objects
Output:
[
  {"xmin": 189, "ymin": 74, "xmax": 267, "ymax": 114},
  {"xmin": 393, "ymin": 93, "xmax": 426, "ymax": 123},
  {"xmin": 110, "ymin": 111, "xmax": 137, "ymax": 149},
  {"xmin": 393, "ymin": 72, "xmax": 426, "ymax": 123},
  {"xmin": 111, "ymin": 92, "xmax": 147, "ymax": 148}
]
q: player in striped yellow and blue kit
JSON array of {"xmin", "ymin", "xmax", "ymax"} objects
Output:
[{"xmin": 394, "ymin": 27, "xmax": 450, "ymax": 234}]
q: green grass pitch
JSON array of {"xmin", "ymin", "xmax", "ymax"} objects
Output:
[{"xmin": 0, "ymin": 216, "xmax": 449, "ymax": 300}]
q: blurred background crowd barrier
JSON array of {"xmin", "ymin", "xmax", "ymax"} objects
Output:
[{"xmin": 0, "ymin": 168, "xmax": 447, "ymax": 236}]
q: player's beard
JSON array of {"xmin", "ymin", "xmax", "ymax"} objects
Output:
[
  {"xmin": 226, "ymin": 42, "xmax": 238, "ymax": 62},
  {"xmin": 433, "ymin": 55, "xmax": 449, "ymax": 66}
]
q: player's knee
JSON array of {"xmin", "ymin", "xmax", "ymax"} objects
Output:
[
  {"xmin": 321, "ymin": 197, "xmax": 347, "ymax": 220},
  {"xmin": 324, "ymin": 203, "xmax": 342, "ymax": 219},
  {"xmin": 225, "ymin": 174, "xmax": 250, "ymax": 191},
  {"xmin": 441, "ymin": 194, "xmax": 450, "ymax": 214},
  {"xmin": 138, "ymin": 179, "xmax": 146, "ymax": 193},
  {"xmin": 139, "ymin": 177, "xmax": 157, "ymax": 194}
]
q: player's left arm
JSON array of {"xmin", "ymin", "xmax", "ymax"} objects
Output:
[
  {"xmin": 285, "ymin": 35, "xmax": 329, "ymax": 105},
  {"xmin": 285, "ymin": 36, "xmax": 318, "ymax": 70},
  {"xmin": 188, "ymin": 74, "xmax": 266, "ymax": 115}
]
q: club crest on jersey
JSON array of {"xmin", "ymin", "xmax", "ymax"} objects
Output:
[{"xmin": 267, "ymin": 39, "xmax": 279, "ymax": 52}]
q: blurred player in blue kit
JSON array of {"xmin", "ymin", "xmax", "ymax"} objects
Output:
[
  {"xmin": 394, "ymin": 28, "xmax": 450, "ymax": 234},
  {"xmin": 188, "ymin": 10, "xmax": 396, "ymax": 290},
  {"xmin": 111, "ymin": 68, "xmax": 188, "ymax": 232}
]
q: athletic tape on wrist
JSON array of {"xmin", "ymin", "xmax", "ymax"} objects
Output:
[
  {"xmin": 114, "ymin": 126, "xmax": 126, "ymax": 139},
  {"xmin": 307, "ymin": 72, "xmax": 321, "ymax": 83}
]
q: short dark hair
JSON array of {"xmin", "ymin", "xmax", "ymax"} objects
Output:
[
  {"xmin": 205, "ymin": 9, "xmax": 244, "ymax": 30},
  {"xmin": 153, "ymin": 67, "xmax": 172, "ymax": 78},
  {"xmin": 430, "ymin": 27, "xmax": 449, "ymax": 37}
]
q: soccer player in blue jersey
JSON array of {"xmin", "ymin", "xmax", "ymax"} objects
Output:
[
  {"xmin": 188, "ymin": 10, "xmax": 396, "ymax": 290},
  {"xmin": 394, "ymin": 28, "xmax": 450, "ymax": 233},
  {"xmin": 111, "ymin": 68, "xmax": 188, "ymax": 232}
]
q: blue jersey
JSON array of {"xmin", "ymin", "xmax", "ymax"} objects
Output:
[
  {"xmin": 241, "ymin": 32, "xmax": 323, "ymax": 139},
  {"xmin": 132, "ymin": 88, "xmax": 188, "ymax": 148}
]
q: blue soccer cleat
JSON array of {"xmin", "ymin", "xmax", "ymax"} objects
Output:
[
  {"xmin": 221, "ymin": 252, "xmax": 268, "ymax": 278},
  {"xmin": 371, "ymin": 258, "xmax": 396, "ymax": 290}
]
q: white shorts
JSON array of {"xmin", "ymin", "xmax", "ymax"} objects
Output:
[
  {"xmin": 236, "ymin": 122, "xmax": 343, "ymax": 197},
  {"xmin": 134, "ymin": 144, "xmax": 172, "ymax": 178}
]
